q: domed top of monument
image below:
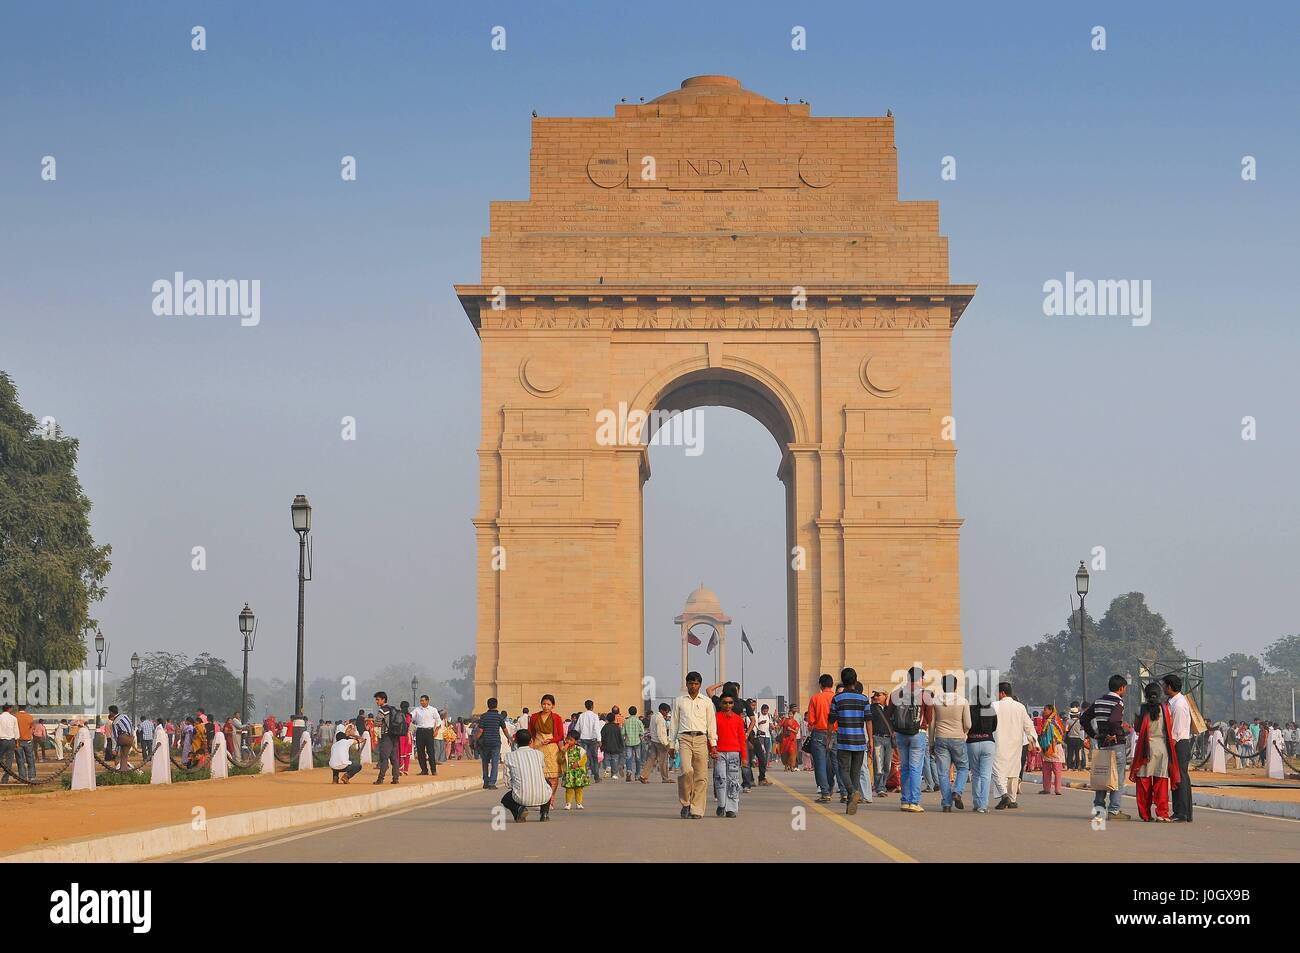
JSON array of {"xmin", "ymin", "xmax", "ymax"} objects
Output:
[
  {"xmin": 617, "ymin": 75, "xmax": 808, "ymax": 118},
  {"xmin": 648, "ymin": 75, "xmax": 775, "ymax": 107},
  {"xmin": 675, "ymin": 583, "xmax": 732, "ymax": 625},
  {"xmin": 684, "ymin": 584, "xmax": 723, "ymax": 616}
]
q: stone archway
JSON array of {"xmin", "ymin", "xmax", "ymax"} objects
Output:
[{"xmin": 457, "ymin": 74, "xmax": 975, "ymax": 716}]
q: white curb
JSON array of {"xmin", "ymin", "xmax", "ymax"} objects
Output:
[{"xmin": 2, "ymin": 775, "xmax": 484, "ymax": 863}]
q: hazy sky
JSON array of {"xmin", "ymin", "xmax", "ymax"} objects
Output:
[{"xmin": 4, "ymin": 3, "xmax": 1297, "ymax": 698}]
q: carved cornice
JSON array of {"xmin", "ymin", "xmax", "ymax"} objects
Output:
[{"xmin": 456, "ymin": 284, "xmax": 976, "ymax": 332}]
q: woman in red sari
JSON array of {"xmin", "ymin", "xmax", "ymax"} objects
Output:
[
  {"xmin": 1025, "ymin": 713, "xmax": 1045, "ymax": 772},
  {"xmin": 778, "ymin": 710, "xmax": 800, "ymax": 771},
  {"xmin": 529, "ymin": 694, "xmax": 565, "ymax": 809}
]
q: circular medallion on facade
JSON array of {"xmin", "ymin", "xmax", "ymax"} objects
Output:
[
  {"xmin": 520, "ymin": 356, "xmax": 567, "ymax": 398},
  {"xmin": 798, "ymin": 154, "xmax": 835, "ymax": 188},
  {"xmin": 587, "ymin": 153, "xmax": 628, "ymax": 189},
  {"xmin": 860, "ymin": 355, "xmax": 900, "ymax": 398}
]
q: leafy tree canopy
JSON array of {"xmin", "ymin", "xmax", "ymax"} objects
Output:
[{"xmin": 0, "ymin": 372, "xmax": 111, "ymax": 669}]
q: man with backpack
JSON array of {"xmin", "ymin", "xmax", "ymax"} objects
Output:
[
  {"xmin": 373, "ymin": 691, "xmax": 405, "ymax": 785},
  {"xmin": 887, "ymin": 667, "xmax": 934, "ymax": 812}
]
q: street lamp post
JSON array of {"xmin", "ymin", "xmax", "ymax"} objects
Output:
[
  {"xmin": 319, "ymin": 692, "xmax": 325, "ymax": 723},
  {"xmin": 196, "ymin": 660, "xmax": 208, "ymax": 712},
  {"xmin": 1075, "ymin": 561, "xmax": 1090, "ymax": 703},
  {"xmin": 94, "ymin": 629, "xmax": 106, "ymax": 728},
  {"xmin": 196, "ymin": 660, "xmax": 209, "ymax": 752},
  {"xmin": 1231, "ymin": 668, "xmax": 1238, "ymax": 722},
  {"xmin": 411, "ymin": 676, "xmax": 419, "ymax": 708},
  {"xmin": 290, "ymin": 494, "xmax": 313, "ymax": 770},
  {"xmin": 130, "ymin": 652, "xmax": 141, "ymax": 727},
  {"xmin": 238, "ymin": 603, "xmax": 257, "ymax": 724}
]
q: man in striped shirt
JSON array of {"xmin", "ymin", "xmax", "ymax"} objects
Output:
[
  {"xmin": 501, "ymin": 729, "xmax": 551, "ymax": 822},
  {"xmin": 828, "ymin": 669, "xmax": 873, "ymax": 815},
  {"xmin": 1085, "ymin": 675, "xmax": 1132, "ymax": 821}
]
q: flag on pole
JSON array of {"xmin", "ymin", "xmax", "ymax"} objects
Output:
[
  {"xmin": 706, "ymin": 630, "xmax": 718, "ymax": 654},
  {"xmin": 741, "ymin": 628, "xmax": 754, "ymax": 654},
  {"xmin": 687, "ymin": 631, "xmax": 702, "ymax": 646}
]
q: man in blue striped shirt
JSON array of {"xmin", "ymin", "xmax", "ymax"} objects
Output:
[{"xmin": 828, "ymin": 669, "xmax": 873, "ymax": 815}]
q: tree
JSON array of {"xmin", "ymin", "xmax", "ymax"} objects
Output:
[
  {"xmin": 0, "ymin": 372, "xmax": 112, "ymax": 669},
  {"xmin": 117, "ymin": 651, "xmax": 245, "ymax": 721},
  {"xmin": 1263, "ymin": 635, "xmax": 1300, "ymax": 680},
  {"xmin": 1006, "ymin": 593, "xmax": 1183, "ymax": 706},
  {"xmin": 446, "ymin": 654, "xmax": 475, "ymax": 714}
]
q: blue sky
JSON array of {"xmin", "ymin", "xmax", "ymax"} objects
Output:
[{"xmin": 3, "ymin": 2, "xmax": 1298, "ymax": 697}]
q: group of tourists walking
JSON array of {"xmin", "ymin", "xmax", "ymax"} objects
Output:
[{"xmin": 482, "ymin": 664, "xmax": 1246, "ymax": 826}]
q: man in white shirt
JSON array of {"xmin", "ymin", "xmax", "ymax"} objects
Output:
[
  {"xmin": 575, "ymin": 700, "xmax": 604, "ymax": 783},
  {"xmin": 0, "ymin": 704, "xmax": 19, "ymax": 784},
  {"xmin": 329, "ymin": 728, "xmax": 362, "ymax": 783},
  {"xmin": 501, "ymin": 728, "xmax": 551, "ymax": 822},
  {"xmin": 992, "ymin": 683, "xmax": 1038, "ymax": 810},
  {"xmin": 639, "ymin": 702, "xmax": 673, "ymax": 783},
  {"xmin": 670, "ymin": 671, "xmax": 718, "ymax": 819},
  {"xmin": 1162, "ymin": 674, "xmax": 1193, "ymax": 823},
  {"xmin": 409, "ymin": 695, "xmax": 443, "ymax": 775},
  {"xmin": 753, "ymin": 703, "xmax": 773, "ymax": 786}
]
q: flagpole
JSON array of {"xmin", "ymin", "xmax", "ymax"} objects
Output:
[{"xmin": 740, "ymin": 623, "xmax": 744, "ymax": 693}]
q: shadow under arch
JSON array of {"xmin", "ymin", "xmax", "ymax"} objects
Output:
[{"xmin": 630, "ymin": 358, "xmax": 809, "ymax": 454}]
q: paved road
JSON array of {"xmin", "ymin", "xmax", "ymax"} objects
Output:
[{"xmin": 174, "ymin": 772, "xmax": 1300, "ymax": 863}]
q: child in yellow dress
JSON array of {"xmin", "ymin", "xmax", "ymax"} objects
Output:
[{"xmin": 560, "ymin": 730, "xmax": 591, "ymax": 810}]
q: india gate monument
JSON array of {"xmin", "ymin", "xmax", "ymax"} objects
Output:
[{"xmin": 456, "ymin": 75, "xmax": 975, "ymax": 716}]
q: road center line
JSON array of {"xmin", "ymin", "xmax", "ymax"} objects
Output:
[{"xmin": 770, "ymin": 777, "xmax": 918, "ymax": 863}]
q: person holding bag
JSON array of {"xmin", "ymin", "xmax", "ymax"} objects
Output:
[{"xmin": 1082, "ymin": 675, "xmax": 1132, "ymax": 821}]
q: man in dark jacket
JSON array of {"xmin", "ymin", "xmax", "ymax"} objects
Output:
[{"xmin": 600, "ymin": 713, "xmax": 625, "ymax": 780}]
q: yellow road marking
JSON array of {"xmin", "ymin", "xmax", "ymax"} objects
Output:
[{"xmin": 770, "ymin": 776, "xmax": 918, "ymax": 863}]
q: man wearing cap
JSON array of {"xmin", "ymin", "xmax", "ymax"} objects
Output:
[{"xmin": 1066, "ymin": 702, "xmax": 1086, "ymax": 770}]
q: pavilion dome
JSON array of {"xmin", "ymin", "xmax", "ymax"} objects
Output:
[{"xmin": 683, "ymin": 583, "xmax": 724, "ymax": 617}]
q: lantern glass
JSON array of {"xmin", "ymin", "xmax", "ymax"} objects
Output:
[
  {"xmin": 94, "ymin": 629, "xmax": 105, "ymax": 655},
  {"xmin": 1075, "ymin": 562, "xmax": 1089, "ymax": 597},
  {"xmin": 131, "ymin": 652, "xmax": 141, "ymax": 672},
  {"xmin": 291, "ymin": 494, "xmax": 312, "ymax": 533},
  {"xmin": 239, "ymin": 604, "xmax": 255, "ymax": 635}
]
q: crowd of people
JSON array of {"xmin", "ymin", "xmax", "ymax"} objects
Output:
[
  {"xmin": 5, "ymin": 675, "xmax": 1295, "ymax": 810},
  {"xmin": 460, "ymin": 667, "xmax": 1298, "ymax": 825}
]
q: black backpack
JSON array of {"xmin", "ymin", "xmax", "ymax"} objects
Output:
[
  {"xmin": 384, "ymin": 706, "xmax": 408, "ymax": 738},
  {"xmin": 891, "ymin": 695, "xmax": 924, "ymax": 735}
]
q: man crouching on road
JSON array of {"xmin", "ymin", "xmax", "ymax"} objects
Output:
[{"xmin": 502, "ymin": 729, "xmax": 551, "ymax": 822}]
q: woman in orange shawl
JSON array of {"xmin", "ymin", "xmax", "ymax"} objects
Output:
[
  {"xmin": 529, "ymin": 694, "xmax": 564, "ymax": 808},
  {"xmin": 191, "ymin": 719, "xmax": 208, "ymax": 767}
]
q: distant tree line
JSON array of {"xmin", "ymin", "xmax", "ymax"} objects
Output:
[{"xmin": 1006, "ymin": 592, "xmax": 1298, "ymax": 722}]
